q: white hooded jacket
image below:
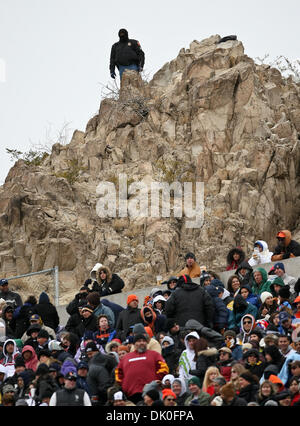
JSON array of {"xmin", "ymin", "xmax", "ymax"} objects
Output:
[
  {"xmin": 178, "ymin": 331, "xmax": 199, "ymax": 385},
  {"xmin": 248, "ymin": 240, "xmax": 273, "ymax": 266}
]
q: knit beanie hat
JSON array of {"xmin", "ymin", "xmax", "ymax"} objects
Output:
[
  {"xmin": 239, "ymin": 371, "xmax": 257, "ymax": 384},
  {"xmin": 260, "ymin": 291, "xmax": 273, "ymax": 304},
  {"xmin": 127, "ymin": 294, "xmax": 138, "ymax": 305},
  {"xmin": 188, "ymin": 376, "xmax": 201, "ymax": 388},
  {"xmin": 132, "ymin": 323, "xmax": 146, "ymax": 335},
  {"xmin": 146, "ymin": 389, "xmax": 160, "ymax": 401},
  {"xmin": 162, "ymin": 389, "xmax": 177, "ymax": 400}
]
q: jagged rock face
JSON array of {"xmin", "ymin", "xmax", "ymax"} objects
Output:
[{"xmin": 1, "ymin": 34, "xmax": 300, "ymax": 304}]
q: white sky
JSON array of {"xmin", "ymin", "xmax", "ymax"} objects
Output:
[{"xmin": 0, "ymin": 0, "xmax": 299, "ymax": 185}]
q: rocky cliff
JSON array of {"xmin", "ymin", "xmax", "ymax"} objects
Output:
[{"xmin": 1, "ymin": 34, "xmax": 300, "ymax": 304}]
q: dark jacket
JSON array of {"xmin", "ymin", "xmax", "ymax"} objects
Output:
[
  {"xmin": 235, "ymin": 261, "xmax": 255, "ymax": 288},
  {"xmin": 184, "ymin": 319, "xmax": 225, "ymax": 349},
  {"xmin": 115, "ymin": 306, "xmax": 141, "ymax": 342},
  {"xmin": 92, "ymin": 266, "xmax": 125, "ymax": 297},
  {"xmin": 33, "ymin": 292, "xmax": 60, "ymax": 332},
  {"xmin": 87, "ymin": 353, "xmax": 117, "ymax": 405},
  {"xmin": 223, "ymin": 396, "xmax": 247, "ymax": 406},
  {"xmin": 0, "ymin": 289, "xmax": 23, "ymax": 308},
  {"xmin": 13, "ymin": 302, "xmax": 36, "ymax": 338},
  {"xmin": 189, "ymin": 347, "xmax": 219, "ymax": 386},
  {"xmin": 205, "ymin": 285, "xmax": 229, "ymax": 331},
  {"xmin": 110, "ymin": 34, "xmax": 145, "ymax": 73},
  {"xmin": 238, "ymin": 383, "xmax": 260, "ymax": 403},
  {"xmin": 75, "ymin": 313, "xmax": 98, "ymax": 339},
  {"xmin": 272, "ymin": 230, "xmax": 300, "ymax": 261},
  {"xmin": 165, "ymin": 281, "xmax": 214, "ymax": 328}
]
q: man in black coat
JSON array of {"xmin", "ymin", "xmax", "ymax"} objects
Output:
[
  {"xmin": 110, "ymin": 28, "xmax": 145, "ymax": 80},
  {"xmin": 33, "ymin": 292, "xmax": 60, "ymax": 332},
  {"xmin": 165, "ymin": 275, "xmax": 214, "ymax": 328},
  {"xmin": 115, "ymin": 294, "xmax": 141, "ymax": 342}
]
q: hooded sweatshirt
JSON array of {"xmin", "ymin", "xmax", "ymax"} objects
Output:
[
  {"xmin": 237, "ymin": 314, "xmax": 256, "ymax": 344},
  {"xmin": 1, "ymin": 338, "xmax": 19, "ymax": 376},
  {"xmin": 178, "ymin": 331, "xmax": 200, "ymax": 385},
  {"xmin": 22, "ymin": 345, "xmax": 39, "ymax": 372},
  {"xmin": 248, "ymin": 240, "xmax": 273, "ymax": 266}
]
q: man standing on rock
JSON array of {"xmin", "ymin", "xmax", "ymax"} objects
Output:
[{"xmin": 110, "ymin": 28, "xmax": 145, "ymax": 80}]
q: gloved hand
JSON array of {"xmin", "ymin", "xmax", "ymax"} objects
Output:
[
  {"xmin": 110, "ymin": 72, "xmax": 116, "ymax": 79},
  {"xmin": 84, "ymin": 278, "xmax": 92, "ymax": 287}
]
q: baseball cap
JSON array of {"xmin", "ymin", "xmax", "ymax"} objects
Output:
[
  {"xmin": 30, "ymin": 314, "xmax": 41, "ymax": 322},
  {"xmin": 0, "ymin": 279, "xmax": 8, "ymax": 286},
  {"xmin": 277, "ymin": 232, "xmax": 286, "ymax": 238}
]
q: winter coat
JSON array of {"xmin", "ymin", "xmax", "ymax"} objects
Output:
[
  {"xmin": 140, "ymin": 305, "xmax": 166, "ymax": 334},
  {"xmin": 189, "ymin": 347, "xmax": 219, "ymax": 386},
  {"xmin": 87, "ymin": 352, "xmax": 117, "ymax": 404},
  {"xmin": 271, "ymin": 230, "xmax": 300, "ymax": 261},
  {"xmin": 240, "ymin": 284, "xmax": 261, "ymax": 310},
  {"xmin": 223, "ymin": 396, "xmax": 247, "ymax": 406},
  {"xmin": 75, "ymin": 313, "xmax": 98, "ymax": 339},
  {"xmin": 251, "ymin": 267, "xmax": 273, "ymax": 295},
  {"xmin": 165, "ymin": 281, "xmax": 214, "ymax": 328},
  {"xmin": 1, "ymin": 305, "xmax": 16, "ymax": 338},
  {"xmin": 115, "ymin": 306, "xmax": 142, "ymax": 342},
  {"xmin": 161, "ymin": 339, "xmax": 181, "ymax": 376},
  {"xmin": 248, "ymin": 240, "xmax": 273, "ymax": 266},
  {"xmin": 110, "ymin": 33, "xmax": 145, "ymax": 74},
  {"xmin": 178, "ymin": 262, "xmax": 201, "ymax": 278},
  {"xmin": 184, "ymin": 390, "xmax": 211, "ymax": 406},
  {"xmin": 13, "ymin": 302, "xmax": 36, "ymax": 338},
  {"xmin": 94, "ymin": 265, "xmax": 125, "ymax": 297},
  {"xmin": 205, "ymin": 285, "xmax": 229, "ymax": 330},
  {"xmin": 238, "ymin": 382, "xmax": 260, "ymax": 403},
  {"xmin": 0, "ymin": 289, "xmax": 23, "ymax": 308},
  {"xmin": 226, "ymin": 247, "xmax": 246, "ymax": 271},
  {"xmin": 235, "ymin": 261, "xmax": 255, "ymax": 288},
  {"xmin": 33, "ymin": 292, "xmax": 60, "ymax": 332},
  {"xmin": 228, "ymin": 296, "xmax": 257, "ymax": 333}
]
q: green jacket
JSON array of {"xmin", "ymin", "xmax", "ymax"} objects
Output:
[
  {"xmin": 184, "ymin": 390, "xmax": 211, "ymax": 406},
  {"xmin": 251, "ymin": 267, "xmax": 273, "ymax": 295}
]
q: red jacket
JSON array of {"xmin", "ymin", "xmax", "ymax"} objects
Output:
[{"xmin": 115, "ymin": 349, "xmax": 169, "ymax": 396}]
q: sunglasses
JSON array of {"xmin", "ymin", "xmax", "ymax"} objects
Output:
[
  {"xmin": 165, "ymin": 398, "xmax": 175, "ymax": 401},
  {"xmin": 243, "ymin": 321, "xmax": 252, "ymax": 324},
  {"xmin": 291, "ymin": 366, "xmax": 299, "ymax": 369},
  {"xmin": 277, "ymin": 237, "xmax": 285, "ymax": 241}
]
